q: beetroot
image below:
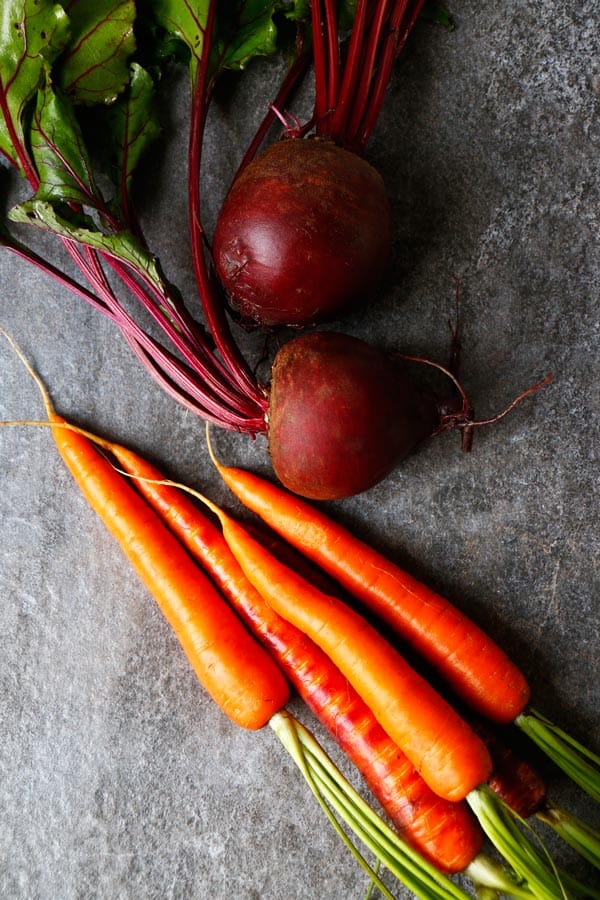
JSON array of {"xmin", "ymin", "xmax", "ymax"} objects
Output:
[
  {"xmin": 212, "ymin": 139, "xmax": 393, "ymax": 328},
  {"xmin": 267, "ymin": 332, "xmax": 437, "ymax": 500}
]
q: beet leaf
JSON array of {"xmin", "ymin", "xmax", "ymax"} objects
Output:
[
  {"xmin": 10, "ymin": 199, "xmax": 156, "ymax": 275},
  {"xmin": 56, "ymin": 0, "xmax": 137, "ymax": 105},
  {"xmin": 214, "ymin": 1, "xmax": 279, "ymax": 72},
  {"xmin": 103, "ymin": 62, "xmax": 161, "ymax": 222},
  {"xmin": 27, "ymin": 77, "xmax": 104, "ymax": 209},
  {"xmin": 0, "ymin": 0, "xmax": 70, "ymax": 176},
  {"xmin": 147, "ymin": 0, "xmax": 211, "ymax": 83}
]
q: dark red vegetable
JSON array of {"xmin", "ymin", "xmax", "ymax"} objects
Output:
[
  {"xmin": 213, "ymin": 138, "xmax": 392, "ymax": 327},
  {"xmin": 267, "ymin": 331, "xmax": 437, "ymax": 499},
  {"xmin": 266, "ymin": 330, "xmax": 551, "ymax": 500},
  {"xmin": 212, "ymin": 0, "xmax": 427, "ymax": 328}
]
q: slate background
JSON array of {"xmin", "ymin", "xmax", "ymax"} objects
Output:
[{"xmin": 1, "ymin": 3, "xmax": 599, "ymax": 898}]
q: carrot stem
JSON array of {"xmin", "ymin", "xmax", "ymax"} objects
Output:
[
  {"xmin": 516, "ymin": 709, "xmax": 600, "ymax": 805},
  {"xmin": 463, "ymin": 855, "xmax": 531, "ymax": 899},
  {"xmin": 270, "ymin": 711, "xmax": 471, "ymax": 900},
  {"xmin": 467, "ymin": 786, "xmax": 600, "ymax": 899},
  {"xmin": 271, "ymin": 712, "xmax": 396, "ymax": 900},
  {"xmin": 537, "ymin": 804, "xmax": 600, "ymax": 872}
]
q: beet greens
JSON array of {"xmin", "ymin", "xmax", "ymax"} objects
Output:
[{"xmin": 2, "ymin": 0, "xmax": 273, "ymax": 428}]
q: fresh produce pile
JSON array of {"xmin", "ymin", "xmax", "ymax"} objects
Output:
[
  {"xmin": 1, "ymin": 2, "xmax": 599, "ymax": 899},
  {"xmin": 3, "ymin": 333, "xmax": 600, "ymax": 899}
]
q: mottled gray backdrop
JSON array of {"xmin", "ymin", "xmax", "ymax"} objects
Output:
[{"xmin": 1, "ymin": 3, "xmax": 599, "ymax": 898}]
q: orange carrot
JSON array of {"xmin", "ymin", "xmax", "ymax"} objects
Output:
[
  {"xmin": 4, "ymin": 336, "xmax": 576, "ymax": 896},
  {"xmin": 211, "ymin": 460, "xmax": 530, "ymax": 725},
  {"xmin": 107, "ymin": 441, "xmax": 484, "ymax": 872},
  {"xmin": 162, "ymin": 480, "xmax": 492, "ymax": 802},
  {"xmin": 47, "ymin": 410, "xmax": 289, "ymax": 730}
]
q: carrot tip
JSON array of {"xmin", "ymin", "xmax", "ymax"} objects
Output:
[
  {"xmin": 205, "ymin": 421, "xmax": 224, "ymax": 472},
  {"xmin": 0, "ymin": 326, "xmax": 55, "ymax": 418}
]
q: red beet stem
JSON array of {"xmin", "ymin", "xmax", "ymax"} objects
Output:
[
  {"xmin": 344, "ymin": 0, "xmax": 394, "ymax": 144},
  {"xmin": 354, "ymin": 0, "xmax": 426, "ymax": 150},
  {"xmin": 316, "ymin": 0, "xmax": 425, "ymax": 150},
  {"xmin": 326, "ymin": 0, "xmax": 371, "ymax": 140},
  {"xmin": 311, "ymin": 0, "xmax": 330, "ymax": 124},
  {"xmin": 235, "ymin": 38, "xmax": 312, "ymax": 178},
  {"xmin": 4, "ymin": 5, "xmax": 266, "ymax": 432},
  {"xmin": 186, "ymin": 2, "xmax": 266, "ymax": 409}
]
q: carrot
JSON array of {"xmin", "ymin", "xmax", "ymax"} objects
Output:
[
  {"xmin": 104, "ymin": 441, "xmax": 485, "ymax": 873},
  {"xmin": 41, "ymin": 410, "xmax": 289, "ymax": 730},
  {"xmin": 211, "ymin": 459, "xmax": 530, "ymax": 725},
  {"xmin": 55, "ymin": 436, "xmax": 594, "ymax": 897},
  {"xmin": 79, "ymin": 442, "xmax": 588, "ymax": 895},
  {"xmin": 1, "ymin": 334, "xmax": 555, "ymax": 899},
  {"xmin": 170, "ymin": 489, "xmax": 493, "ymax": 803}
]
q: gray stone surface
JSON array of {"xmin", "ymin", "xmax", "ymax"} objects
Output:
[{"xmin": 1, "ymin": 3, "xmax": 599, "ymax": 898}]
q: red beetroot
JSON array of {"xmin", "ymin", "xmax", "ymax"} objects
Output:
[
  {"xmin": 212, "ymin": 138, "xmax": 393, "ymax": 328},
  {"xmin": 267, "ymin": 331, "xmax": 437, "ymax": 500},
  {"xmin": 266, "ymin": 330, "xmax": 550, "ymax": 500}
]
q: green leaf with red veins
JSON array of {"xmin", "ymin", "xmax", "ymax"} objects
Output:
[
  {"xmin": 9, "ymin": 196, "xmax": 166, "ymax": 290},
  {"xmin": 0, "ymin": 0, "xmax": 70, "ymax": 174},
  {"xmin": 29, "ymin": 76, "xmax": 103, "ymax": 208},
  {"xmin": 57, "ymin": 0, "xmax": 136, "ymax": 105},
  {"xmin": 148, "ymin": 0, "xmax": 279, "ymax": 83},
  {"xmin": 104, "ymin": 63, "xmax": 161, "ymax": 209}
]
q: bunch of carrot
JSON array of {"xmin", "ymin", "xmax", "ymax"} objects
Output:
[{"xmin": 4, "ymin": 334, "xmax": 600, "ymax": 898}]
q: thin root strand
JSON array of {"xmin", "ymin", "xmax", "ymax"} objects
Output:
[{"xmin": 398, "ymin": 351, "xmax": 553, "ymax": 450}]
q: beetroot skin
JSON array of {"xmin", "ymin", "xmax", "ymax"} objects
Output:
[
  {"xmin": 267, "ymin": 332, "xmax": 437, "ymax": 500},
  {"xmin": 212, "ymin": 138, "xmax": 393, "ymax": 328}
]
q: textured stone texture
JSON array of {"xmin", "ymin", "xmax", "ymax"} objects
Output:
[{"xmin": 1, "ymin": 4, "xmax": 599, "ymax": 898}]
